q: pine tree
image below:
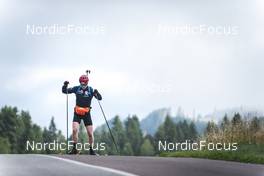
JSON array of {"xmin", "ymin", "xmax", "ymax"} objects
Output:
[
  {"xmin": 17, "ymin": 111, "xmax": 34, "ymax": 153},
  {"xmin": 123, "ymin": 142, "xmax": 134, "ymax": 156},
  {"xmin": 42, "ymin": 127, "xmax": 50, "ymax": 154},
  {"xmin": 140, "ymin": 138, "xmax": 155, "ymax": 156},
  {"xmin": 181, "ymin": 120, "xmax": 190, "ymax": 139},
  {"xmin": 231, "ymin": 113, "xmax": 243, "ymax": 143},
  {"xmin": 125, "ymin": 115, "xmax": 143, "ymax": 155},
  {"xmin": 220, "ymin": 114, "xmax": 231, "ymax": 142},
  {"xmin": 163, "ymin": 115, "xmax": 176, "ymax": 142},
  {"xmin": 97, "ymin": 127, "xmax": 112, "ymax": 155},
  {"xmin": 0, "ymin": 137, "xmax": 11, "ymax": 153},
  {"xmin": 175, "ymin": 122, "xmax": 184, "ymax": 142},
  {"xmin": 249, "ymin": 117, "xmax": 261, "ymax": 144},
  {"xmin": 42, "ymin": 117, "xmax": 58, "ymax": 154},
  {"xmin": 31, "ymin": 124, "xmax": 43, "ymax": 153},
  {"xmin": 112, "ymin": 116, "xmax": 127, "ymax": 154},
  {"xmin": 189, "ymin": 121, "xmax": 198, "ymax": 141},
  {"xmin": 48, "ymin": 117, "xmax": 57, "ymax": 141},
  {"xmin": 154, "ymin": 124, "xmax": 165, "ymax": 152},
  {"xmin": 205, "ymin": 121, "xmax": 219, "ymax": 142},
  {"xmin": 0, "ymin": 106, "xmax": 18, "ymax": 153}
]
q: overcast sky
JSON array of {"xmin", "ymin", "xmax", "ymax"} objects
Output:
[{"xmin": 0, "ymin": 0, "xmax": 264, "ymax": 134}]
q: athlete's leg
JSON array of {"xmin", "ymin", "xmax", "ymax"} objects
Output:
[
  {"xmin": 85, "ymin": 125, "xmax": 94, "ymax": 145},
  {"xmin": 69, "ymin": 110, "xmax": 83, "ymax": 154},
  {"xmin": 83, "ymin": 112, "xmax": 93, "ymax": 146},
  {"xmin": 85, "ymin": 125, "xmax": 96, "ymax": 155},
  {"xmin": 72, "ymin": 122, "xmax": 79, "ymax": 144},
  {"xmin": 83, "ymin": 112, "xmax": 96, "ymax": 155},
  {"xmin": 69, "ymin": 121, "xmax": 80, "ymax": 154}
]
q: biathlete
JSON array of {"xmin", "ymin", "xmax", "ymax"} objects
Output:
[{"xmin": 62, "ymin": 74, "xmax": 102, "ymax": 155}]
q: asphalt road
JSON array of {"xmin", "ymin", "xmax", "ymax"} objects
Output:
[
  {"xmin": 0, "ymin": 154, "xmax": 263, "ymax": 176},
  {"xmin": 0, "ymin": 155, "xmax": 137, "ymax": 176}
]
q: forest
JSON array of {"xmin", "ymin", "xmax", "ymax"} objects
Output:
[{"xmin": 0, "ymin": 105, "xmax": 263, "ymax": 163}]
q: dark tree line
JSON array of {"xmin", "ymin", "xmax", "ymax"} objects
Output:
[
  {"xmin": 0, "ymin": 105, "xmax": 199, "ymax": 155},
  {"xmin": 0, "ymin": 106, "xmax": 65, "ymax": 154},
  {"xmin": 153, "ymin": 116, "xmax": 198, "ymax": 152},
  {"xmin": 94, "ymin": 115, "xmax": 199, "ymax": 155},
  {"xmin": 4, "ymin": 105, "xmax": 262, "ymax": 155},
  {"xmin": 94, "ymin": 115, "xmax": 146, "ymax": 155}
]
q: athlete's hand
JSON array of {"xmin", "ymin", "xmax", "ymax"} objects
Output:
[
  {"xmin": 93, "ymin": 89, "xmax": 99, "ymax": 95},
  {"xmin": 93, "ymin": 89, "xmax": 99, "ymax": 98},
  {"xmin": 93, "ymin": 89, "xmax": 102, "ymax": 100},
  {"xmin": 64, "ymin": 81, "xmax": 69, "ymax": 86}
]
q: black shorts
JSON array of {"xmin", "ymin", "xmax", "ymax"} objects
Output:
[{"xmin": 73, "ymin": 112, "xmax": 93, "ymax": 126}]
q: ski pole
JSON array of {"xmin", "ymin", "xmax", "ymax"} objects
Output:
[
  {"xmin": 66, "ymin": 88, "xmax": 69, "ymax": 154},
  {"xmin": 97, "ymin": 99, "xmax": 119, "ymax": 154},
  {"xmin": 85, "ymin": 69, "xmax": 119, "ymax": 154}
]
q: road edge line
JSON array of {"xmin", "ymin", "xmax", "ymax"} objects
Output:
[{"xmin": 37, "ymin": 154, "xmax": 139, "ymax": 176}]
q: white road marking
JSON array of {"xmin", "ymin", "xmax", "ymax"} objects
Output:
[{"xmin": 38, "ymin": 155, "xmax": 139, "ymax": 176}]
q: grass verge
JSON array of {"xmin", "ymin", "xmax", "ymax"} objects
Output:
[{"xmin": 160, "ymin": 144, "xmax": 264, "ymax": 164}]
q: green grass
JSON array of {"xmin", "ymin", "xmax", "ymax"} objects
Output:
[{"xmin": 160, "ymin": 144, "xmax": 264, "ymax": 164}]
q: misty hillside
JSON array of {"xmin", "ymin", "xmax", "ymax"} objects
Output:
[
  {"xmin": 140, "ymin": 108, "xmax": 207, "ymax": 135},
  {"xmin": 140, "ymin": 108, "xmax": 170, "ymax": 136},
  {"xmin": 94, "ymin": 118, "xmax": 115, "ymax": 133},
  {"xmin": 95, "ymin": 106, "xmax": 264, "ymax": 136},
  {"xmin": 95, "ymin": 108, "xmax": 171, "ymax": 135},
  {"xmin": 95, "ymin": 108, "xmax": 207, "ymax": 136},
  {"xmin": 204, "ymin": 106, "xmax": 264, "ymax": 122}
]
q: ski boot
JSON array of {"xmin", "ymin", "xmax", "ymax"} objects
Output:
[
  {"xmin": 68, "ymin": 148, "xmax": 80, "ymax": 155},
  {"xmin": 89, "ymin": 148, "xmax": 98, "ymax": 155}
]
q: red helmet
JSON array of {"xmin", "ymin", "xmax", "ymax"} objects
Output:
[{"xmin": 79, "ymin": 75, "xmax": 89, "ymax": 84}]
